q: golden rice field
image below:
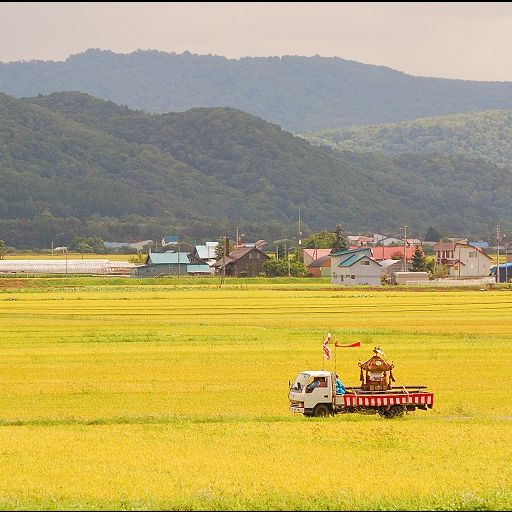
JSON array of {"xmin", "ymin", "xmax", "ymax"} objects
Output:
[{"xmin": 0, "ymin": 277, "xmax": 510, "ymax": 510}]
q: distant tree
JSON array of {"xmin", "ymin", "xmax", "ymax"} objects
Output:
[
  {"xmin": 69, "ymin": 235, "xmax": 104, "ymax": 253},
  {"xmin": 431, "ymin": 264, "xmax": 449, "ymax": 279},
  {"xmin": 290, "ymin": 260, "xmax": 308, "ymax": 277},
  {"xmin": 294, "ymin": 246, "xmax": 304, "ymax": 264},
  {"xmin": 302, "ymin": 231, "xmax": 336, "ymax": 249},
  {"xmin": 262, "ymin": 258, "xmax": 288, "ymax": 277},
  {"xmin": 424, "ymin": 258, "xmax": 435, "ymax": 274},
  {"xmin": 86, "ymin": 236, "xmax": 105, "ymax": 253},
  {"xmin": 76, "ymin": 241, "xmax": 93, "ymax": 259},
  {"xmin": 275, "ymin": 242, "xmax": 288, "ymax": 260},
  {"xmin": 214, "ymin": 238, "xmax": 225, "ymax": 260},
  {"xmin": 262, "ymin": 257, "xmax": 307, "ymax": 277},
  {"xmin": 425, "ymin": 226, "xmax": 441, "ymax": 242},
  {"xmin": 0, "ymin": 240, "xmax": 5, "ymax": 259},
  {"xmin": 411, "ymin": 245, "xmax": 427, "ymax": 271},
  {"xmin": 331, "ymin": 224, "xmax": 350, "ymax": 253},
  {"xmin": 128, "ymin": 251, "xmax": 147, "ymax": 265}
]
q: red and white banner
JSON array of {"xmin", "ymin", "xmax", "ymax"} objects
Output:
[
  {"xmin": 322, "ymin": 332, "xmax": 331, "ymax": 359},
  {"xmin": 334, "ymin": 341, "xmax": 361, "ymax": 348}
]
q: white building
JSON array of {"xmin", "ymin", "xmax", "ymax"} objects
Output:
[
  {"xmin": 434, "ymin": 241, "xmax": 491, "ymax": 277},
  {"xmin": 331, "ymin": 247, "xmax": 382, "ymax": 286}
]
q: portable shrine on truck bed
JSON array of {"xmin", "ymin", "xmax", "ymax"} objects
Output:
[{"xmin": 358, "ymin": 346, "xmax": 395, "ymax": 391}]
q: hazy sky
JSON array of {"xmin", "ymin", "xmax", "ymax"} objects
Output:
[{"xmin": 2, "ymin": 2, "xmax": 512, "ymax": 81}]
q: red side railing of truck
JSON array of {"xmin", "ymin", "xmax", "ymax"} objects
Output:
[{"xmin": 342, "ymin": 392, "xmax": 434, "ymax": 408}]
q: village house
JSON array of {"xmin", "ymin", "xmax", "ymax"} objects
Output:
[
  {"xmin": 434, "ymin": 240, "xmax": 491, "ymax": 277},
  {"xmin": 347, "ymin": 234, "xmax": 373, "ymax": 247},
  {"xmin": 191, "ymin": 241, "xmax": 218, "ymax": 269},
  {"xmin": 214, "ymin": 245, "xmax": 269, "ymax": 277},
  {"xmin": 491, "ymin": 262, "xmax": 512, "ymax": 283},
  {"xmin": 373, "ymin": 234, "xmax": 403, "ymax": 246},
  {"xmin": 307, "ymin": 254, "xmax": 331, "ymax": 277},
  {"xmin": 104, "ymin": 239, "xmax": 154, "ymax": 251},
  {"xmin": 161, "ymin": 235, "xmax": 179, "ymax": 248},
  {"xmin": 370, "ymin": 245, "xmax": 416, "ymax": 262},
  {"xmin": 379, "ymin": 258, "xmax": 410, "ymax": 278},
  {"xmin": 130, "ymin": 251, "xmax": 210, "ymax": 277},
  {"xmin": 303, "ymin": 248, "xmax": 332, "ymax": 267},
  {"xmin": 330, "ymin": 247, "xmax": 382, "ymax": 286}
]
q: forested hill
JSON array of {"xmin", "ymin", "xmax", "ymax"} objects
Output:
[
  {"xmin": 2, "ymin": 91, "xmax": 512, "ymax": 248},
  {"xmin": 3, "ymin": 49, "xmax": 512, "ymax": 131},
  {"xmin": 302, "ymin": 109, "xmax": 512, "ymax": 168}
]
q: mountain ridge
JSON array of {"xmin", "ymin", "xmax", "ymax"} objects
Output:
[
  {"xmin": 3, "ymin": 49, "xmax": 512, "ymax": 131},
  {"xmin": 301, "ymin": 109, "xmax": 512, "ymax": 169}
]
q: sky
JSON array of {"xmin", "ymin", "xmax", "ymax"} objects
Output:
[{"xmin": 2, "ymin": 2, "xmax": 512, "ymax": 81}]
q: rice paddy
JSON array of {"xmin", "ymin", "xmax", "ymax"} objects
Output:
[{"xmin": 0, "ymin": 277, "xmax": 510, "ymax": 510}]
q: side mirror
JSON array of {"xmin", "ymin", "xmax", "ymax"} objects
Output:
[{"xmin": 288, "ymin": 380, "xmax": 291, "ymax": 388}]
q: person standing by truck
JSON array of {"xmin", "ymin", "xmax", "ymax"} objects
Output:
[{"xmin": 335, "ymin": 374, "xmax": 345, "ymax": 395}]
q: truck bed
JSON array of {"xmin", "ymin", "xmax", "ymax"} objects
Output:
[{"xmin": 337, "ymin": 389, "xmax": 434, "ymax": 408}]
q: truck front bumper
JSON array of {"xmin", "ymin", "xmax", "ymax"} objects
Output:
[{"xmin": 289, "ymin": 404, "xmax": 304, "ymax": 414}]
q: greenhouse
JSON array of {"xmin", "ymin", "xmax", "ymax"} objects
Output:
[{"xmin": 0, "ymin": 260, "xmax": 135, "ymax": 275}]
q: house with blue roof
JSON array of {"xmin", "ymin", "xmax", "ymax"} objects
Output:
[
  {"xmin": 161, "ymin": 235, "xmax": 179, "ymax": 247},
  {"xmin": 469, "ymin": 241, "xmax": 489, "ymax": 250},
  {"xmin": 491, "ymin": 262, "xmax": 512, "ymax": 283},
  {"xmin": 191, "ymin": 242, "xmax": 218, "ymax": 266},
  {"xmin": 130, "ymin": 251, "xmax": 211, "ymax": 277},
  {"xmin": 330, "ymin": 247, "xmax": 382, "ymax": 286}
]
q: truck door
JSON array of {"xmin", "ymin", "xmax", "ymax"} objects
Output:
[{"xmin": 304, "ymin": 376, "xmax": 331, "ymax": 409}]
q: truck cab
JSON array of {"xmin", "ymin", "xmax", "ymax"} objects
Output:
[{"xmin": 289, "ymin": 371, "xmax": 334, "ymax": 416}]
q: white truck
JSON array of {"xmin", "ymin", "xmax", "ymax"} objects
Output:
[{"xmin": 288, "ymin": 370, "xmax": 434, "ymax": 418}]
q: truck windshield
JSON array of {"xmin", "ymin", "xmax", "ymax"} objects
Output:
[{"xmin": 291, "ymin": 373, "xmax": 310, "ymax": 392}]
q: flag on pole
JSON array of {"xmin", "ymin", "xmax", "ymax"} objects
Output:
[
  {"xmin": 334, "ymin": 341, "xmax": 361, "ymax": 348},
  {"xmin": 322, "ymin": 332, "xmax": 332, "ymax": 360}
]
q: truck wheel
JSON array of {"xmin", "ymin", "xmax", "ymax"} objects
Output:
[
  {"xmin": 385, "ymin": 405, "xmax": 406, "ymax": 419},
  {"xmin": 313, "ymin": 404, "xmax": 331, "ymax": 417}
]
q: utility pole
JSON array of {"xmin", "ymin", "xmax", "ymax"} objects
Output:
[
  {"xmin": 458, "ymin": 241, "xmax": 461, "ymax": 279},
  {"xmin": 298, "ymin": 207, "xmax": 302, "ymax": 246},
  {"xmin": 496, "ymin": 224, "xmax": 501, "ymax": 283},
  {"xmin": 177, "ymin": 241, "xmax": 181, "ymax": 279},
  {"xmin": 402, "ymin": 225, "xmax": 408, "ymax": 272},
  {"xmin": 505, "ymin": 241, "xmax": 509, "ymax": 284},
  {"xmin": 220, "ymin": 235, "xmax": 227, "ymax": 286},
  {"xmin": 505, "ymin": 242, "xmax": 508, "ymax": 283},
  {"xmin": 287, "ymin": 244, "xmax": 291, "ymax": 277}
]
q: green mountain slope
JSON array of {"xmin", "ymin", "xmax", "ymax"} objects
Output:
[
  {"xmin": 0, "ymin": 94, "xmax": 236, "ymax": 219},
  {"xmin": 2, "ymin": 92, "xmax": 512, "ymax": 248},
  {"xmin": 3, "ymin": 49, "xmax": 512, "ymax": 131},
  {"xmin": 302, "ymin": 110, "xmax": 512, "ymax": 168}
]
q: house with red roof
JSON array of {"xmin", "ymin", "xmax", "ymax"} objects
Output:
[
  {"xmin": 370, "ymin": 245, "xmax": 416, "ymax": 262},
  {"xmin": 307, "ymin": 254, "xmax": 332, "ymax": 277},
  {"xmin": 303, "ymin": 248, "xmax": 333, "ymax": 267}
]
